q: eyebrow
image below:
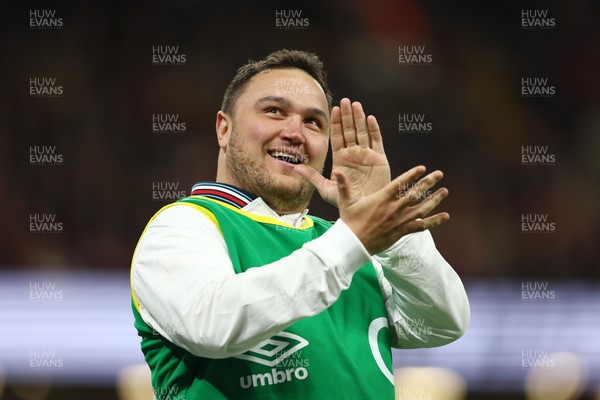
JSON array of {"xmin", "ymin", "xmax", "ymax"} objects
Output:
[{"xmin": 255, "ymin": 96, "xmax": 329, "ymax": 123}]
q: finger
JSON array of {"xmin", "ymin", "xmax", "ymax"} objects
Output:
[
  {"xmin": 404, "ymin": 187, "xmax": 449, "ymax": 221},
  {"xmin": 340, "ymin": 98, "xmax": 357, "ymax": 146},
  {"xmin": 367, "ymin": 115, "xmax": 385, "ymax": 154},
  {"xmin": 381, "ymin": 166, "xmax": 427, "ymax": 200},
  {"xmin": 397, "ymin": 170, "xmax": 444, "ymax": 206},
  {"xmin": 330, "ymin": 106, "xmax": 345, "ymax": 151},
  {"xmin": 293, "ymin": 164, "xmax": 328, "ymax": 190},
  {"xmin": 352, "ymin": 102, "xmax": 369, "ymax": 148},
  {"xmin": 332, "ymin": 169, "xmax": 353, "ymax": 207},
  {"xmin": 403, "ymin": 212, "xmax": 450, "ymax": 234}
]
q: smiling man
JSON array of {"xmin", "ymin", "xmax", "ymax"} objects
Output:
[
  {"xmin": 131, "ymin": 49, "xmax": 470, "ymax": 399},
  {"xmin": 215, "ymin": 66, "xmax": 330, "ymax": 215}
]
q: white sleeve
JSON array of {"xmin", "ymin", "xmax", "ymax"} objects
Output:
[
  {"xmin": 131, "ymin": 205, "xmax": 371, "ymax": 359},
  {"xmin": 373, "ymin": 230, "xmax": 470, "ymax": 348}
]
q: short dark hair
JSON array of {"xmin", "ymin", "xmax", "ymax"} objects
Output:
[{"xmin": 221, "ymin": 49, "xmax": 333, "ymax": 115}]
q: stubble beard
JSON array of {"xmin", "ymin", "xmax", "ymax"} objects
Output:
[{"xmin": 225, "ymin": 130, "xmax": 320, "ymax": 214}]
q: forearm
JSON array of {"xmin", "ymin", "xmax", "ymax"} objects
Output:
[
  {"xmin": 374, "ymin": 229, "xmax": 470, "ymax": 348},
  {"xmin": 131, "ymin": 205, "xmax": 370, "ymax": 358}
]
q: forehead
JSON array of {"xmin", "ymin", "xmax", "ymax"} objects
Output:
[{"xmin": 239, "ymin": 68, "xmax": 329, "ymax": 112}]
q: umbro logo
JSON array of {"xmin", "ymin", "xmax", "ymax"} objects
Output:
[
  {"xmin": 236, "ymin": 332, "xmax": 310, "ymax": 389},
  {"xmin": 234, "ymin": 331, "xmax": 308, "ymax": 367}
]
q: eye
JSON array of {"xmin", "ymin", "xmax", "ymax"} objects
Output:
[
  {"xmin": 266, "ymin": 107, "xmax": 282, "ymax": 115},
  {"xmin": 305, "ymin": 118, "xmax": 322, "ymax": 129}
]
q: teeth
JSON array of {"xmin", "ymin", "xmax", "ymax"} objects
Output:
[{"xmin": 270, "ymin": 151, "xmax": 303, "ymax": 164}]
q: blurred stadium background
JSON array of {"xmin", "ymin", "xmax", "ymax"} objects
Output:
[{"xmin": 1, "ymin": 1, "xmax": 598, "ymax": 399}]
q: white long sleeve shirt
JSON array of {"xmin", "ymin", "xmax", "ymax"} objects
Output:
[{"xmin": 131, "ymin": 188, "xmax": 470, "ymax": 359}]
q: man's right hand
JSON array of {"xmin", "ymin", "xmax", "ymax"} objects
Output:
[{"xmin": 335, "ymin": 165, "xmax": 449, "ymax": 255}]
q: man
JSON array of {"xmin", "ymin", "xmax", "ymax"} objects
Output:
[{"xmin": 131, "ymin": 49, "xmax": 469, "ymax": 399}]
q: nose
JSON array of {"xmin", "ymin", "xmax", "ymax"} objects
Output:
[{"xmin": 279, "ymin": 115, "xmax": 305, "ymax": 144}]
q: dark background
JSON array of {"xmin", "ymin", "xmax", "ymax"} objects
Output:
[{"xmin": 1, "ymin": 1, "xmax": 598, "ymax": 399}]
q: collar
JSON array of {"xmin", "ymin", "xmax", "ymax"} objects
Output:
[
  {"xmin": 190, "ymin": 182, "xmax": 309, "ymax": 227},
  {"xmin": 191, "ymin": 182, "xmax": 255, "ymax": 209}
]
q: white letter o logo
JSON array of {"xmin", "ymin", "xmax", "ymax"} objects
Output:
[{"xmin": 368, "ymin": 317, "xmax": 394, "ymax": 384}]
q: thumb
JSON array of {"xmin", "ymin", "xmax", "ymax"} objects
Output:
[
  {"xmin": 331, "ymin": 169, "xmax": 353, "ymax": 208},
  {"xmin": 293, "ymin": 164, "xmax": 327, "ymax": 189}
]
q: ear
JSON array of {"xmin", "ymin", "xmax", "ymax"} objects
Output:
[{"xmin": 216, "ymin": 111, "xmax": 232, "ymax": 150}]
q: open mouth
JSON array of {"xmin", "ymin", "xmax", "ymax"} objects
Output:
[{"xmin": 268, "ymin": 150, "xmax": 306, "ymax": 165}]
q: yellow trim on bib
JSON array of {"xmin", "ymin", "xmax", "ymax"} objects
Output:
[
  {"xmin": 129, "ymin": 202, "xmax": 222, "ymax": 312},
  {"xmin": 187, "ymin": 196, "xmax": 314, "ymax": 230}
]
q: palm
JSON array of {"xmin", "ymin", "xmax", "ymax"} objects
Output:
[
  {"xmin": 295, "ymin": 98, "xmax": 391, "ymax": 207},
  {"xmin": 325, "ymin": 146, "xmax": 390, "ymax": 205}
]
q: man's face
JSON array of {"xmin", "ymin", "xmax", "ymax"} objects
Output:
[{"xmin": 218, "ymin": 68, "xmax": 330, "ymax": 214}]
